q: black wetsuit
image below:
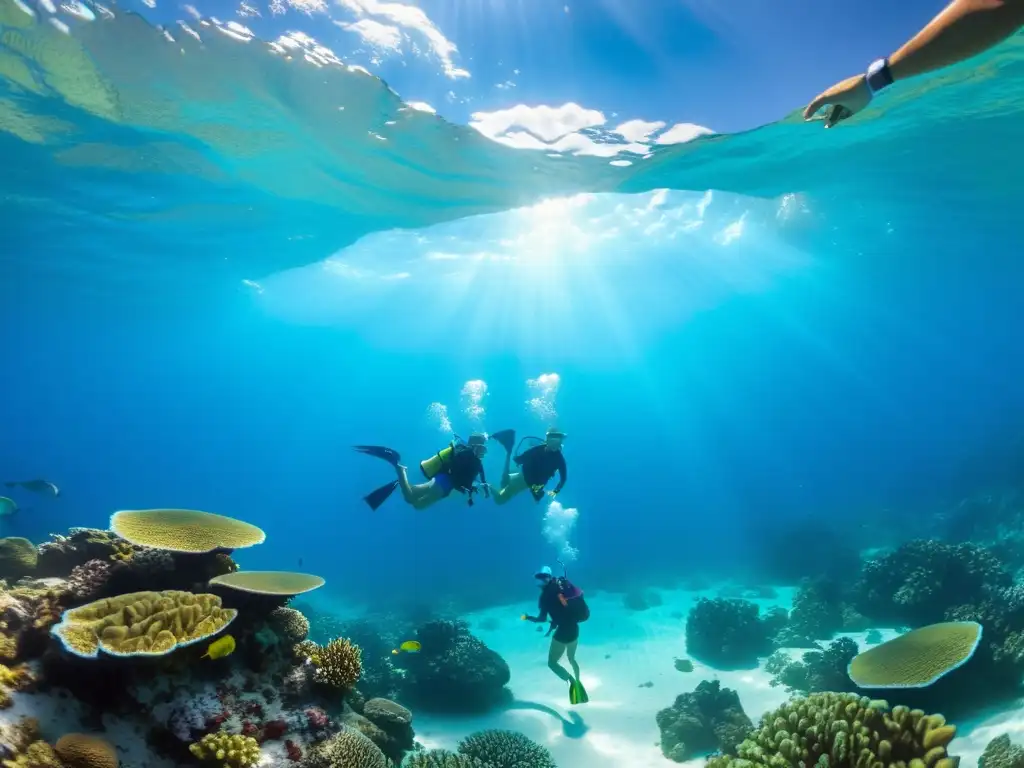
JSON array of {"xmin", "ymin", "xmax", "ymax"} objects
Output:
[
  {"xmin": 445, "ymin": 447, "xmax": 488, "ymax": 499},
  {"xmin": 515, "ymin": 445, "xmax": 567, "ymax": 501},
  {"xmin": 529, "ymin": 581, "xmax": 580, "ymax": 644}
]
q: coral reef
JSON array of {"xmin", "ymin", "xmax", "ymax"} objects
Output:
[
  {"xmin": 402, "ymin": 749, "xmax": 488, "ymax": 767},
  {"xmin": 655, "ymin": 679, "xmax": 753, "ymax": 762},
  {"xmin": 685, "ymin": 598, "xmax": 774, "ymax": 669},
  {"xmin": 109, "ymin": 509, "xmax": 266, "ymax": 553},
  {"xmin": 53, "ymin": 734, "xmax": 118, "ymax": 768},
  {"xmin": 775, "ymin": 579, "xmax": 843, "ymax": 646},
  {"xmin": 398, "ymin": 620, "xmax": 511, "ymax": 713},
  {"xmin": 854, "ymin": 539, "xmax": 1009, "ymax": 626},
  {"xmin": 190, "ymin": 732, "xmax": 261, "ymax": 766},
  {"xmin": 209, "ymin": 571, "xmax": 325, "ymax": 596},
  {"xmin": 766, "ymin": 637, "xmax": 860, "ymax": 694},
  {"xmin": 50, "ymin": 590, "xmax": 237, "ymax": 659},
  {"xmin": 301, "ymin": 727, "xmax": 387, "ymax": 768},
  {"xmin": 980, "ymin": 734, "xmax": 1024, "ymax": 768},
  {"xmin": 457, "ymin": 729, "xmax": 557, "ymax": 768},
  {"xmin": 705, "ymin": 692, "xmax": 959, "ymax": 768}
]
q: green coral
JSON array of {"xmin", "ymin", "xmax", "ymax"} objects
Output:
[
  {"xmin": 0, "ymin": 537, "xmax": 38, "ymax": 580},
  {"xmin": 458, "ymin": 730, "xmax": 557, "ymax": 768},
  {"xmin": 980, "ymin": 734, "xmax": 1024, "ymax": 768},
  {"xmin": 706, "ymin": 692, "xmax": 959, "ymax": 768},
  {"xmin": 189, "ymin": 732, "xmax": 261, "ymax": 767},
  {"xmin": 402, "ymin": 750, "xmax": 489, "ymax": 768},
  {"xmin": 303, "ymin": 728, "xmax": 387, "ymax": 768}
]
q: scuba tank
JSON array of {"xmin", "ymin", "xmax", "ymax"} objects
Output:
[{"xmin": 420, "ymin": 444, "xmax": 455, "ymax": 479}]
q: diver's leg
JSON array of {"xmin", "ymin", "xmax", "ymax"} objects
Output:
[
  {"xmin": 546, "ymin": 638, "xmax": 572, "ymax": 681},
  {"xmin": 493, "ymin": 472, "xmax": 529, "ymax": 506},
  {"xmin": 565, "ymin": 638, "xmax": 581, "ymax": 680},
  {"xmin": 411, "ymin": 479, "xmax": 449, "ymax": 510},
  {"xmin": 501, "ymin": 450, "xmax": 513, "ymax": 488},
  {"xmin": 396, "ymin": 465, "xmax": 431, "ymax": 504}
]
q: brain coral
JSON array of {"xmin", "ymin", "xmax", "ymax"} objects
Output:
[
  {"xmin": 303, "ymin": 727, "xmax": 387, "ymax": 768},
  {"xmin": 54, "ymin": 733, "xmax": 118, "ymax": 768},
  {"xmin": 706, "ymin": 692, "xmax": 959, "ymax": 768},
  {"xmin": 269, "ymin": 606, "xmax": 310, "ymax": 643},
  {"xmin": 458, "ymin": 729, "xmax": 557, "ymax": 768},
  {"xmin": 109, "ymin": 509, "xmax": 265, "ymax": 553},
  {"xmin": 0, "ymin": 537, "xmax": 38, "ymax": 580},
  {"xmin": 848, "ymin": 621, "xmax": 982, "ymax": 688},
  {"xmin": 310, "ymin": 637, "xmax": 362, "ymax": 689},
  {"xmin": 190, "ymin": 732, "xmax": 260, "ymax": 767},
  {"xmin": 209, "ymin": 570, "xmax": 325, "ymax": 595},
  {"xmin": 50, "ymin": 590, "xmax": 237, "ymax": 659}
]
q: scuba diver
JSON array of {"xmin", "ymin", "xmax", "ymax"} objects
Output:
[
  {"xmin": 354, "ymin": 433, "xmax": 490, "ymax": 511},
  {"xmin": 522, "ymin": 563, "xmax": 590, "ymax": 704},
  {"xmin": 487, "ymin": 427, "xmax": 567, "ymax": 505}
]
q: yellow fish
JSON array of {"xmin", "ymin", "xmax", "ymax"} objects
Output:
[
  {"xmin": 391, "ymin": 640, "xmax": 421, "ymax": 655},
  {"xmin": 202, "ymin": 634, "xmax": 236, "ymax": 660}
]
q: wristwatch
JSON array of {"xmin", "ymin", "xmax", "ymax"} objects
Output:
[{"xmin": 865, "ymin": 57, "xmax": 894, "ymax": 97}]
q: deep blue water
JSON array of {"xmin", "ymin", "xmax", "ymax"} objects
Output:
[{"xmin": 2, "ymin": 6, "xmax": 1024, "ymax": 615}]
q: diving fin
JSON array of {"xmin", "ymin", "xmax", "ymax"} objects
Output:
[
  {"xmin": 568, "ymin": 678, "xmax": 589, "ymax": 705},
  {"xmin": 353, "ymin": 445, "xmax": 402, "ymax": 467},
  {"xmin": 363, "ymin": 480, "xmax": 399, "ymax": 511},
  {"xmin": 489, "ymin": 429, "xmax": 516, "ymax": 454}
]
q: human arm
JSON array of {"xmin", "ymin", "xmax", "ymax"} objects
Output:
[
  {"xmin": 548, "ymin": 454, "xmax": 567, "ymax": 497},
  {"xmin": 804, "ymin": 0, "xmax": 1024, "ymax": 126},
  {"xmin": 477, "ymin": 460, "xmax": 489, "ymax": 498},
  {"xmin": 523, "ymin": 593, "xmax": 551, "ymax": 623}
]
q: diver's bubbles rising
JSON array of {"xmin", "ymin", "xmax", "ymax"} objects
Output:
[
  {"xmin": 460, "ymin": 379, "xmax": 488, "ymax": 425},
  {"xmin": 426, "ymin": 402, "xmax": 453, "ymax": 435},
  {"xmin": 543, "ymin": 500, "xmax": 579, "ymax": 562},
  {"xmin": 526, "ymin": 372, "xmax": 560, "ymax": 422}
]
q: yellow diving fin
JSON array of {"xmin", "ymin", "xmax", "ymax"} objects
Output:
[{"xmin": 569, "ymin": 678, "xmax": 589, "ymax": 705}]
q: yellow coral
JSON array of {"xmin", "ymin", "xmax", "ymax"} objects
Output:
[
  {"xmin": 848, "ymin": 621, "xmax": 983, "ymax": 688},
  {"xmin": 209, "ymin": 570, "xmax": 325, "ymax": 596},
  {"xmin": 293, "ymin": 639, "xmax": 318, "ymax": 661},
  {"xmin": 54, "ymin": 733, "xmax": 118, "ymax": 768},
  {"xmin": 110, "ymin": 509, "xmax": 265, "ymax": 553},
  {"xmin": 109, "ymin": 540, "xmax": 135, "ymax": 563},
  {"xmin": 50, "ymin": 590, "xmax": 238, "ymax": 659},
  {"xmin": 311, "ymin": 637, "xmax": 362, "ymax": 689},
  {"xmin": 2, "ymin": 741, "xmax": 61, "ymax": 768},
  {"xmin": 190, "ymin": 732, "xmax": 261, "ymax": 767},
  {"xmin": 0, "ymin": 633, "xmax": 17, "ymax": 662}
]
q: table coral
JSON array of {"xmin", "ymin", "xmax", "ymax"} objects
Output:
[
  {"xmin": 50, "ymin": 589, "xmax": 237, "ymax": 659},
  {"xmin": 848, "ymin": 621, "xmax": 982, "ymax": 688},
  {"xmin": 706, "ymin": 692, "xmax": 959, "ymax": 768},
  {"xmin": 190, "ymin": 732, "xmax": 261, "ymax": 767},
  {"xmin": 109, "ymin": 509, "xmax": 265, "ymax": 553},
  {"xmin": 208, "ymin": 571, "xmax": 324, "ymax": 596}
]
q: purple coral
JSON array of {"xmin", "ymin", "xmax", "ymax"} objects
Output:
[{"xmin": 66, "ymin": 559, "xmax": 112, "ymax": 602}]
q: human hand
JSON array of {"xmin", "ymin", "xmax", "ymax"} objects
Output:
[
  {"xmin": 546, "ymin": 490, "xmax": 558, "ymax": 498},
  {"xmin": 803, "ymin": 74, "xmax": 871, "ymax": 128}
]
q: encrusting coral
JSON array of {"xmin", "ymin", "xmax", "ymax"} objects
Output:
[
  {"xmin": 109, "ymin": 508, "xmax": 266, "ymax": 553},
  {"xmin": 190, "ymin": 732, "xmax": 261, "ymax": 767},
  {"xmin": 307, "ymin": 637, "xmax": 362, "ymax": 689},
  {"xmin": 209, "ymin": 571, "xmax": 325, "ymax": 596},
  {"xmin": 53, "ymin": 733, "xmax": 118, "ymax": 768},
  {"xmin": 457, "ymin": 730, "xmax": 557, "ymax": 768},
  {"xmin": 706, "ymin": 692, "xmax": 959, "ymax": 768},
  {"xmin": 50, "ymin": 589, "xmax": 237, "ymax": 659}
]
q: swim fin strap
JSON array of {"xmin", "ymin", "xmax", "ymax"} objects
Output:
[
  {"xmin": 353, "ymin": 445, "xmax": 402, "ymax": 466},
  {"xmin": 568, "ymin": 677, "xmax": 589, "ymax": 705},
  {"xmin": 364, "ymin": 480, "xmax": 399, "ymax": 511}
]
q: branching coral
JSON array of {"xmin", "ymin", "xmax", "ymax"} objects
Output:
[
  {"xmin": 768, "ymin": 637, "xmax": 860, "ymax": 694},
  {"xmin": 66, "ymin": 559, "xmax": 114, "ymax": 603},
  {"xmin": 53, "ymin": 734, "xmax": 118, "ymax": 768},
  {"xmin": 685, "ymin": 598, "xmax": 774, "ymax": 668},
  {"xmin": 457, "ymin": 730, "xmax": 556, "ymax": 768},
  {"xmin": 980, "ymin": 733, "xmax": 1024, "ymax": 768},
  {"xmin": 309, "ymin": 637, "xmax": 362, "ymax": 689},
  {"xmin": 403, "ymin": 750, "xmax": 489, "ymax": 768},
  {"xmin": 190, "ymin": 732, "xmax": 261, "ymax": 767},
  {"xmin": 655, "ymin": 679, "xmax": 753, "ymax": 762},
  {"xmin": 775, "ymin": 579, "xmax": 844, "ymax": 646},
  {"xmin": 50, "ymin": 589, "xmax": 237, "ymax": 659},
  {"xmin": 706, "ymin": 692, "xmax": 959, "ymax": 768}
]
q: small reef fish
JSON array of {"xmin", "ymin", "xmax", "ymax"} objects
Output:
[
  {"xmin": 391, "ymin": 641, "xmax": 421, "ymax": 655},
  {"xmin": 0, "ymin": 497, "xmax": 17, "ymax": 517},
  {"xmin": 202, "ymin": 635, "xmax": 236, "ymax": 660},
  {"xmin": 674, "ymin": 658, "xmax": 694, "ymax": 673},
  {"xmin": 4, "ymin": 479, "xmax": 59, "ymax": 497}
]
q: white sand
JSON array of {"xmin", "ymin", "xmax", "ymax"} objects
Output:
[{"xmin": 413, "ymin": 587, "xmax": 1001, "ymax": 768}]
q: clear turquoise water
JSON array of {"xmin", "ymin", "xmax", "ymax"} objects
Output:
[{"xmin": 2, "ymin": 5, "xmax": 1024, "ymax": 620}]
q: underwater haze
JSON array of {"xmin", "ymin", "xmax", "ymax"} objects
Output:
[{"xmin": 3, "ymin": 0, "xmax": 1024, "ymax": 765}]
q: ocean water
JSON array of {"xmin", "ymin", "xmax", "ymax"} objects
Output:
[{"xmin": 3, "ymin": 3, "xmax": 1024, "ymax": 766}]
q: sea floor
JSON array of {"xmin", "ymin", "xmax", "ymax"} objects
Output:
[{"xmin": 408, "ymin": 586, "xmax": 1021, "ymax": 768}]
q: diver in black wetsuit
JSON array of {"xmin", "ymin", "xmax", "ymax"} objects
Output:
[
  {"xmin": 522, "ymin": 565, "xmax": 590, "ymax": 704},
  {"xmin": 488, "ymin": 427, "xmax": 567, "ymax": 505},
  {"xmin": 354, "ymin": 433, "xmax": 489, "ymax": 511}
]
